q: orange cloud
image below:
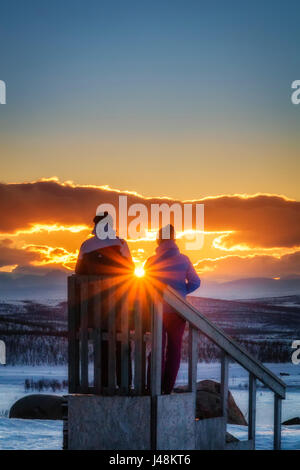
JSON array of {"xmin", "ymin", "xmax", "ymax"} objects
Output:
[
  {"xmin": 0, "ymin": 239, "xmax": 39, "ymax": 268},
  {"xmin": 195, "ymin": 251, "xmax": 300, "ymax": 281},
  {"xmin": 0, "ymin": 238, "xmax": 77, "ymax": 272},
  {"xmin": 0, "ymin": 179, "xmax": 299, "ymax": 279},
  {"xmin": 24, "ymin": 244, "xmax": 78, "ymax": 270},
  {"xmin": 2, "ymin": 223, "xmax": 89, "ymax": 237},
  {"xmin": 0, "ymin": 179, "xmax": 299, "ymax": 249}
]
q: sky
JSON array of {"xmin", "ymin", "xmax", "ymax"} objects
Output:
[{"xmin": 0, "ymin": 0, "xmax": 299, "ymax": 285}]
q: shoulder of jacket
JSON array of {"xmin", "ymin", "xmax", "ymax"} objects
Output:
[
  {"xmin": 79, "ymin": 238, "xmax": 92, "ymax": 251},
  {"xmin": 181, "ymin": 253, "xmax": 194, "ymax": 266},
  {"xmin": 81, "ymin": 238, "xmax": 91, "ymax": 247}
]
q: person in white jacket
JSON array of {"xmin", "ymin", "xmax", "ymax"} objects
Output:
[
  {"xmin": 75, "ymin": 211, "xmax": 134, "ymax": 388},
  {"xmin": 75, "ymin": 211, "xmax": 133, "ymax": 276}
]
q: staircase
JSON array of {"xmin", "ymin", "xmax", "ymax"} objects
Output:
[{"xmin": 66, "ymin": 275, "xmax": 286, "ymax": 450}]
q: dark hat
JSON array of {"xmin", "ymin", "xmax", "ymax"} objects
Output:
[
  {"xmin": 157, "ymin": 224, "xmax": 175, "ymax": 242},
  {"xmin": 93, "ymin": 211, "xmax": 109, "ymax": 225}
]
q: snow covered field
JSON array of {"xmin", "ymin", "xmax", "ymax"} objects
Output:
[
  {"xmin": 178, "ymin": 362, "xmax": 300, "ymax": 450},
  {"xmin": 0, "ymin": 362, "xmax": 299, "ymax": 450},
  {"xmin": 0, "ymin": 418, "xmax": 63, "ymax": 450}
]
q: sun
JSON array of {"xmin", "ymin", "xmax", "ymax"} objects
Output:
[{"xmin": 134, "ymin": 266, "xmax": 145, "ymax": 278}]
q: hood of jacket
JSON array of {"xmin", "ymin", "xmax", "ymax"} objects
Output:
[{"xmin": 155, "ymin": 239, "xmax": 180, "ymax": 259}]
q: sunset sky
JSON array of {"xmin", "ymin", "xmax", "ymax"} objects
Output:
[{"xmin": 0, "ymin": 1, "xmax": 299, "ymax": 285}]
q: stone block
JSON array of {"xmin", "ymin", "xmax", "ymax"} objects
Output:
[
  {"xmin": 68, "ymin": 395, "xmax": 151, "ymax": 450},
  {"xmin": 156, "ymin": 392, "xmax": 196, "ymax": 450},
  {"xmin": 195, "ymin": 417, "xmax": 225, "ymax": 450}
]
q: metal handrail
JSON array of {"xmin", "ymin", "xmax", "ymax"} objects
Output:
[{"xmin": 163, "ymin": 286, "xmax": 286, "ymax": 398}]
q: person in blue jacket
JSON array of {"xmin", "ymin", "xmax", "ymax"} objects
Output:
[{"xmin": 145, "ymin": 224, "xmax": 201, "ymax": 393}]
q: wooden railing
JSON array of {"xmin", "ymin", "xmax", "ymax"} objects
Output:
[
  {"xmin": 68, "ymin": 275, "xmax": 286, "ymax": 450},
  {"xmin": 68, "ymin": 275, "xmax": 151, "ymax": 396}
]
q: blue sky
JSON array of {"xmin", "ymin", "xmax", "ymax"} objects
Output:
[{"xmin": 0, "ymin": 0, "xmax": 299, "ymax": 198}]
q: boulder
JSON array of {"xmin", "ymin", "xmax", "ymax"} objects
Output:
[
  {"xmin": 175, "ymin": 379, "xmax": 247, "ymax": 426},
  {"xmin": 9, "ymin": 394, "xmax": 64, "ymax": 420},
  {"xmin": 282, "ymin": 417, "xmax": 300, "ymax": 426}
]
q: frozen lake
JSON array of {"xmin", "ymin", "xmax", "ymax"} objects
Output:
[{"xmin": 0, "ymin": 362, "xmax": 299, "ymax": 450}]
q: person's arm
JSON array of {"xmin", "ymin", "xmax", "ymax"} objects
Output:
[
  {"xmin": 185, "ymin": 259, "xmax": 201, "ymax": 295},
  {"xmin": 74, "ymin": 244, "xmax": 84, "ymax": 274},
  {"xmin": 120, "ymin": 239, "xmax": 135, "ymax": 271}
]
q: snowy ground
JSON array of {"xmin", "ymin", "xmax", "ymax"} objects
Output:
[
  {"xmin": 177, "ymin": 362, "xmax": 300, "ymax": 450},
  {"xmin": 0, "ymin": 365, "xmax": 67, "ymax": 416},
  {"xmin": 0, "ymin": 362, "xmax": 299, "ymax": 450},
  {"xmin": 227, "ymin": 424, "xmax": 300, "ymax": 450},
  {"xmin": 0, "ymin": 418, "xmax": 63, "ymax": 450}
]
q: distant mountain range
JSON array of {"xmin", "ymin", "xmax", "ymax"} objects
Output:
[
  {"xmin": 195, "ymin": 277, "xmax": 300, "ymax": 300},
  {"xmin": 0, "ymin": 270, "xmax": 299, "ymax": 301},
  {"xmin": 0, "ymin": 270, "xmax": 68, "ymax": 300}
]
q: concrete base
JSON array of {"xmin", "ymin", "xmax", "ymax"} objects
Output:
[
  {"xmin": 156, "ymin": 393, "xmax": 196, "ymax": 450},
  {"xmin": 68, "ymin": 393, "xmax": 254, "ymax": 450},
  {"xmin": 67, "ymin": 393, "xmax": 196, "ymax": 450},
  {"xmin": 68, "ymin": 395, "xmax": 151, "ymax": 450},
  {"xmin": 195, "ymin": 417, "xmax": 226, "ymax": 450}
]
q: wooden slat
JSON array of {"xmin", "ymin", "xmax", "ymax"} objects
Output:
[
  {"xmin": 101, "ymin": 331, "xmax": 134, "ymax": 341},
  {"xmin": 92, "ymin": 279, "xmax": 102, "ymax": 394},
  {"xmin": 143, "ymin": 292, "xmax": 152, "ymax": 333},
  {"xmin": 107, "ymin": 282, "xmax": 116, "ymax": 394},
  {"xmin": 274, "ymin": 394, "xmax": 282, "ymax": 450},
  {"xmin": 68, "ymin": 276, "xmax": 79, "ymax": 393},
  {"xmin": 134, "ymin": 298, "xmax": 143, "ymax": 394},
  {"xmin": 80, "ymin": 277, "xmax": 89, "ymax": 393},
  {"xmin": 120, "ymin": 291, "xmax": 130, "ymax": 394},
  {"xmin": 248, "ymin": 373, "xmax": 256, "ymax": 445},
  {"xmin": 221, "ymin": 352, "xmax": 229, "ymax": 423},
  {"xmin": 150, "ymin": 296, "xmax": 163, "ymax": 396},
  {"xmin": 163, "ymin": 287, "xmax": 286, "ymax": 398},
  {"xmin": 141, "ymin": 297, "xmax": 147, "ymax": 393},
  {"xmin": 142, "ymin": 292, "xmax": 151, "ymax": 393},
  {"xmin": 188, "ymin": 326, "xmax": 198, "ymax": 393}
]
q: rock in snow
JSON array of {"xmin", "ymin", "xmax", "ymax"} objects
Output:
[
  {"xmin": 9, "ymin": 394, "xmax": 64, "ymax": 420},
  {"xmin": 175, "ymin": 379, "xmax": 247, "ymax": 426},
  {"xmin": 10, "ymin": 380, "xmax": 247, "ymax": 426},
  {"xmin": 282, "ymin": 417, "xmax": 300, "ymax": 426}
]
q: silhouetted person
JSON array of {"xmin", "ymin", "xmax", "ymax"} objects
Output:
[
  {"xmin": 145, "ymin": 224, "xmax": 200, "ymax": 394},
  {"xmin": 75, "ymin": 212, "xmax": 133, "ymax": 277},
  {"xmin": 75, "ymin": 212, "xmax": 134, "ymax": 388}
]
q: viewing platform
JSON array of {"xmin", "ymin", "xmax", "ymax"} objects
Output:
[{"xmin": 65, "ymin": 274, "xmax": 286, "ymax": 450}]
